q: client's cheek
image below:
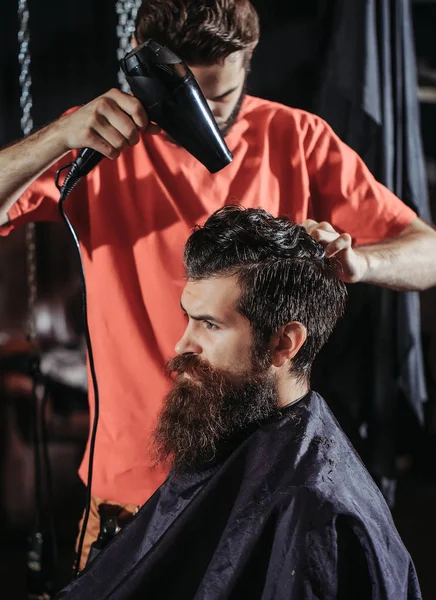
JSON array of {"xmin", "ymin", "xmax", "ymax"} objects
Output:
[{"xmin": 231, "ymin": 351, "xmax": 254, "ymax": 374}]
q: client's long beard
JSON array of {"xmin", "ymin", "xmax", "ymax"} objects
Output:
[{"xmin": 152, "ymin": 353, "xmax": 278, "ymax": 473}]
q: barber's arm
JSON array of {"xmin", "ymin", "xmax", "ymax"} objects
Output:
[
  {"xmin": 303, "ymin": 217, "xmax": 436, "ymax": 291},
  {"xmin": 0, "ymin": 88, "xmax": 155, "ymax": 225},
  {"xmin": 303, "ymin": 113, "xmax": 436, "ymax": 291}
]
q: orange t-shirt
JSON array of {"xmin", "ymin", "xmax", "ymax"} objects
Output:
[{"xmin": 1, "ymin": 96, "xmax": 416, "ymax": 505}]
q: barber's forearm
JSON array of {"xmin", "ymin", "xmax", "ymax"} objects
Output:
[
  {"xmin": 356, "ymin": 230, "xmax": 436, "ymax": 291},
  {"xmin": 0, "ymin": 89, "xmax": 151, "ymax": 227},
  {"xmin": 0, "ymin": 121, "xmax": 69, "ymax": 225}
]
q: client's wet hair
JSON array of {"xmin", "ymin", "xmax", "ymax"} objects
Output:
[{"xmin": 184, "ymin": 206, "xmax": 347, "ymax": 379}]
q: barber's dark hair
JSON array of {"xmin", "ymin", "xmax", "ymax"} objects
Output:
[
  {"xmin": 184, "ymin": 206, "xmax": 347, "ymax": 379},
  {"xmin": 135, "ymin": 0, "xmax": 259, "ymax": 65}
]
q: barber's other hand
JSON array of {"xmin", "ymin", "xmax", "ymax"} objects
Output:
[
  {"xmin": 55, "ymin": 88, "xmax": 161, "ymax": 159},
  {"xmin": 302, "ymin": 219, "xmax": 368, "ymax": 284}
]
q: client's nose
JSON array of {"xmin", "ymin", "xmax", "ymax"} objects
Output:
[{"xmin": 175, "ymin": 328, "xmax": 202, "ymax": 356}]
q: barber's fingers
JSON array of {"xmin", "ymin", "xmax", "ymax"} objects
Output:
[
  {"xmin": 89, "ymin": 119, "xmax": 133, "ymax": 159},
  {"xmin": 98, "ymin": 104, "xmax": 142, "ymax": 146},
  {"xmin": 78, "ymin": 129, "xmax": 123, "ymax": 160},
  {"xmin": 59, "ymin": 88, "xmax": 161, "ymax": 159},
  {"xmin": 302, "ymin": 219, "xmax": 337, "ymax": 235},
  {"xmin": 325, "ymin": 233, "xmax": 353, "ymax": 258},
  {"xmin": 89, "ymin": 106, "xmax": 162, "ymax": 157},
  {"xmin": 307, "ymin": 227, "xmax": 352, "ymax": 256},
  {"xmin": 102, "ymin": 90, "xmax": 161, "ymax": 134},
  {"xmin": 302, "ymin": 219, "xmax": 317, "ymax": 233},
  {"xmin": 104, "ymin": 88, "xmax": 149, "ymax": 130},
  {"xmin": 302, "ymin": 219, "xmax": 353, "ymax": 258}
]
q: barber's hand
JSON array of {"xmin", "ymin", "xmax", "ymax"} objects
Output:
[
  {"xmin": 55, "ymin": 88, "xmax": 161, "ymax": 159},
  {"xmin": 302, "ymin": 219, "xmax": 368, "ymax": 284}
]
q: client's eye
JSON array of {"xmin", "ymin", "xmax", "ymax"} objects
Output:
[{"xmin": 204, "ymin": 321, "xmax": 218, "ymax": 331}]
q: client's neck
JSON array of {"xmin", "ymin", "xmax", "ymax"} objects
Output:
[{"xmin": 276, "ymin": 373, "xmax": 310, "ymax": 409}]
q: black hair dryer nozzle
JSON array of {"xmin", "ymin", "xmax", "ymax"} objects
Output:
[
  {"xmin": 121, "ymin": 39, "xmax": 233, "ymax": 173},
  {"xmin": 64, "ymin": 39, "xmax": 233, "ymax": 191}
]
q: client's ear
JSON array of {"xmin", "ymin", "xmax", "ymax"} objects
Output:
[{"xmin": 269, "ymin": 322, "xmax": 307, "ymax": 368}]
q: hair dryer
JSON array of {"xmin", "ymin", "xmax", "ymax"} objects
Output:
[{"xmin": 70, "ymin": 39, "xmax": 233, "ymax": 181}]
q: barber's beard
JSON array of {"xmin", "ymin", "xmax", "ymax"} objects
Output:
[
  {"xmin": 162, "ymin": 77, "xmax": 247, "ymax": 146},
  {"xmin": 152, "ymin": 352, "xmax": 278, "ymax": 474},
  {"xmin": 218, "ymin": 81, "xmax": 247, "ymax": 137}
]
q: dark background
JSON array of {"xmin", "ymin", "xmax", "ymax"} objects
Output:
[{"xmin": 0, "ymin": 1, "xmax": 435, "ymax": 598}]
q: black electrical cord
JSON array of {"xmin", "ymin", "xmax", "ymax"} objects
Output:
[
  {"xmin": 55, "ymin": 163, "xmax": 100, "ymax": 577},
  {"xmin": 40, "ymin": 378, "xmax": 58, "ymax": 575}
]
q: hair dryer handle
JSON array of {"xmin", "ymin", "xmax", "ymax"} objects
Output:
[{"xmin": 74, "ymin": 148, "xmax": 105, "ymax": 178}]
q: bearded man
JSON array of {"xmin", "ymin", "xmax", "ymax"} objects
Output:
[{"xmin": 56, "ymin": 206, "xmax": 421, "ymax": 600}]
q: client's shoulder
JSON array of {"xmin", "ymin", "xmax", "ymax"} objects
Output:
[{"xmin": 265, "ymin": 392, "xmax": 393, "ymax": 521}]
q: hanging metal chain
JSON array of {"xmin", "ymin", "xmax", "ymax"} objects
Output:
[
  {"xmin": 25, "ymin": 224, "xmax": 38, "ymax": 346},
  {"xmin": 18, "ymin": 0, "xmax": 38, "ymax": 348},
  {"xmin": 17, "ymin": 7, "xmax": 57, "ymax": 595},
  {"xmin": 18, "ymin": 0, "xmax": 33, "ymax": 137},
  {"xmin": 116, "ymin": 0, "xmax": 142, "ymax": 92}
]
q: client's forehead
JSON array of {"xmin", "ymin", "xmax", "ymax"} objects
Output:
[{"xmin": 181, "ymin": 276, "xmax": 244, "ymax": 325}]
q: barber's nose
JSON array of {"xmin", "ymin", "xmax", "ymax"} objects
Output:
[
  {"xmin": 207, "ymin": 100, "xmax": 222, "ymax": 120},
  {"xmin": 175, "ymin": 328, "xmax": 202, "ymax": 356}
]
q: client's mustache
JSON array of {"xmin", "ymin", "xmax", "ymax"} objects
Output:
[{"xmin": 165, "ymin": 354, "xmax": 214, "ymax": 382}]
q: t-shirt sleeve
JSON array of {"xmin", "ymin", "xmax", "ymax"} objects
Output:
[
  {"xmin": 303, "ymin": 113, "xmax": 417, "ymax": 246},
  {"xmin": 0, "ymin": 107, "xmax": 84, "ymax": 237},
  {"xmin": 0, "ymin": 157, "xmax": 73, "ymax": 237}
]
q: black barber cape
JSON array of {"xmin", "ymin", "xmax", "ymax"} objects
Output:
[{"xmin": 57, "ymin": 392, "xmax": 420, "ymax": 600}]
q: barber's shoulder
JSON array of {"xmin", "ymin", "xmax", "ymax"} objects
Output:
[
  {"xmin": 244, "ymin": 97, "xmax": 301, "ymax": 139},
  {"xmin": 246, "ymin": 95, "xmax": 302, "ymax": 120},
  {"xmin": 248, "ymin": 96, "xmax": 330, "ymax": 138},
  {"xmin": 290, "ymin": 110, "xmax": 333, "ymax": 141}
]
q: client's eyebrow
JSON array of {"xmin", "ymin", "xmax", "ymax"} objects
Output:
[{"xmin": 180, "ymin": 300, "xmax": 226, "ymax": 325}]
